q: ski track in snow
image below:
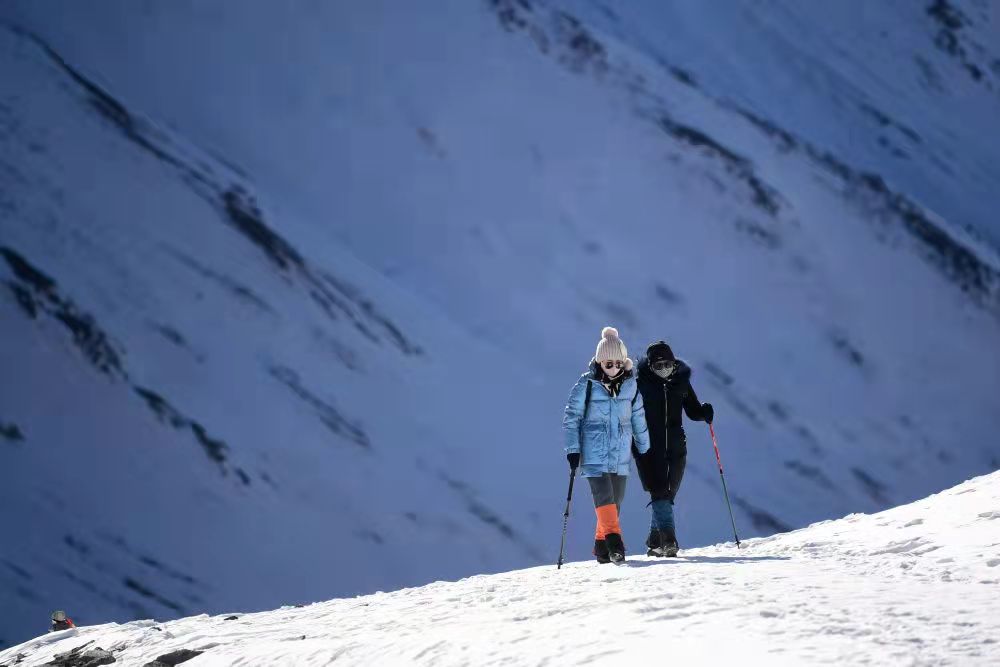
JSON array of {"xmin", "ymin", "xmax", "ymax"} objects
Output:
[{"xmin": 3, "ymin": 472, "xmax": 999, "ymax": 666}]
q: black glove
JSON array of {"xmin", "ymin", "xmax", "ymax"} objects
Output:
[
  {"xmin": 567, "ymin": 452, "xmax": 581, "ymax": 470},
  {"xmin": 702, "ymin": 403, "xmax": 714, "ymax": 424}
]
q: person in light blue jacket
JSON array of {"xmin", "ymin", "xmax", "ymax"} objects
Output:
[{"xmin": 563, "ymin": 326, "xmax": 650, "ymax": 563}]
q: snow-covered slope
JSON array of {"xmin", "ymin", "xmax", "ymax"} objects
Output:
[
  {"xmin": 0, "ymin": 22, "xmax": 557, "ymax": 650},
  {"xmin": 4, "ymin": 470, "xmax": 999, "ymax": 666},
  {"xmin": 2, "ymin": 0, "xmax": 1000, "ymax": 651}
]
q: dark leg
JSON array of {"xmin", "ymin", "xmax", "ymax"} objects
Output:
[
  {"xmin": 666, "ymin": 454, "xmax": 687, "ymax": 502},
  {"xmin": 611, "ymin": 473, "xmax": 627, "ymax": 514},
  {"xmin": 588, "ymin": 475, "xmax": 619, "ymax": 563}
]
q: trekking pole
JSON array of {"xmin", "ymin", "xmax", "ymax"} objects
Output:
[
  {"xmin": 556, "ymin": 467, "xmax": 577, "ymax": 569},
  {"xmin": 709, "ymin": 423, "xmax": 742, "ymax": 549}
]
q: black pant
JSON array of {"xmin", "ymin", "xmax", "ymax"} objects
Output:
[{"xmin": 650, "ymin": 455, "xmax": 686, "ymax": 503}]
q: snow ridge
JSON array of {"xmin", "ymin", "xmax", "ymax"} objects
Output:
[{"xmin": 3, "ymin": 470, "xmax": 999, "ymax": 666}]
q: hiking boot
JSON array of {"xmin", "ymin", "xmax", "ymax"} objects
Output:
[
  {"xmin": 605, "ymin": 533, "xmax": 626, "ymax": 564},
  {"xmin": 593, "ymin": 539, "xmax": 611, "ymax": 564},
  {"xmin": 646, "ymin": 528, "xmax": 665, "ymax": 557},
  {"xmin": 661, "ymin": 529, "xmax": 679, "ymax": 557}
]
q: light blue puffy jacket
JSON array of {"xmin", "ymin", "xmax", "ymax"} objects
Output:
[{"xmin": 563, "ymin": 362, "xmax": 651, "ymax": 477}]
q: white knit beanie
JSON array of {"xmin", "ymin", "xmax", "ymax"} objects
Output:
[{"xmin": 595, "ymin": 326, "xmax": 633, "ymax": 371}]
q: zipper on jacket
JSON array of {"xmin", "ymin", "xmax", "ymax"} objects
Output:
[{"xmin": 664, "ymin": 384, "xmax": 669, "ymax": 433}]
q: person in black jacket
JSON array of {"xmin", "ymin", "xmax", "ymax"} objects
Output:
[{"xmin": 633, "ymin": 340, "xmax": 714, "ymax": 556}]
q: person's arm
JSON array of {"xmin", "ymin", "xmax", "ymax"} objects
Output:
[
  {"xmin": 683, "ymin": 383, "xmax": 713, "ymax": 423},
  {"xmin": 631, "ymin": 389, "xmax": 651, "ymax": 454},
  {"xmin": 562, "ymin": 377, "xmax": 588, "ymax": 456}
]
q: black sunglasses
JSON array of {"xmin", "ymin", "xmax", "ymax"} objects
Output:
[
  {"xmin": 650, "ymin": 359, "xmax": 674, "ymax": 370},
  {"xmin": 602, "ymin": 360, "xmax": 626, "ymax": 370}
]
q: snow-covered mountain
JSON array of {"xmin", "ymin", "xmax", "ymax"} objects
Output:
[
  {"xmin": 2, "ymin": 0, "xmax": 1000, "ymax": 651},
  {"xmin": 4, "ymin": 469, "xmax": 999, "ymax": 666}
]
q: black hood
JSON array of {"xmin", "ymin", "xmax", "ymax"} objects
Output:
[{"xmin": 637, "ymin": 355, "xmax": 691, "ymax": 386}]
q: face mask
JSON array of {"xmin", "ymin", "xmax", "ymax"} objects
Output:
[
  {"xmin": 651, "ymin": 360, "xmax": 675, "ymax": 379},
  {"xmin": 601, "ymin": 359, "xmax": 625, "ymax": 379}
]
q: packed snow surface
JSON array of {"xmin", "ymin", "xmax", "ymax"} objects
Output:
[{"xmin": 4, "ymin": 471, "xmax": 999, "ymax": 666}]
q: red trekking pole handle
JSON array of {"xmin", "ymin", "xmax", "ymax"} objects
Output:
[{"xmin": 710, "ymin": 423, "xmax": 724, "ymax": 473}]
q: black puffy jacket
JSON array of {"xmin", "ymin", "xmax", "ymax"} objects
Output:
[{"xmin": 633, "ymin": 356, "xmax": 709, "ymax": 497}]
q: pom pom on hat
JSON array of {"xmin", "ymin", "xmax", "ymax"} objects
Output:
[{"xmin": 595, "ymin": 325, "xmax": 629, "ymax": 365}]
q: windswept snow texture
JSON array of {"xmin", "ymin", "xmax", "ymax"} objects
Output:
[
  {"xmin": 2, "ymin": 0, "xmax": 1000, "ymax": 651},
  {"xmin": 4, "ymin": 471, "xmax": 1000, "ymax": 665}
]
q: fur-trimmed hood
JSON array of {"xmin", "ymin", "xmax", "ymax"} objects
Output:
[{"xmin": 636, "ymin": 356, "xmax": 691, "ymax": 387}]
